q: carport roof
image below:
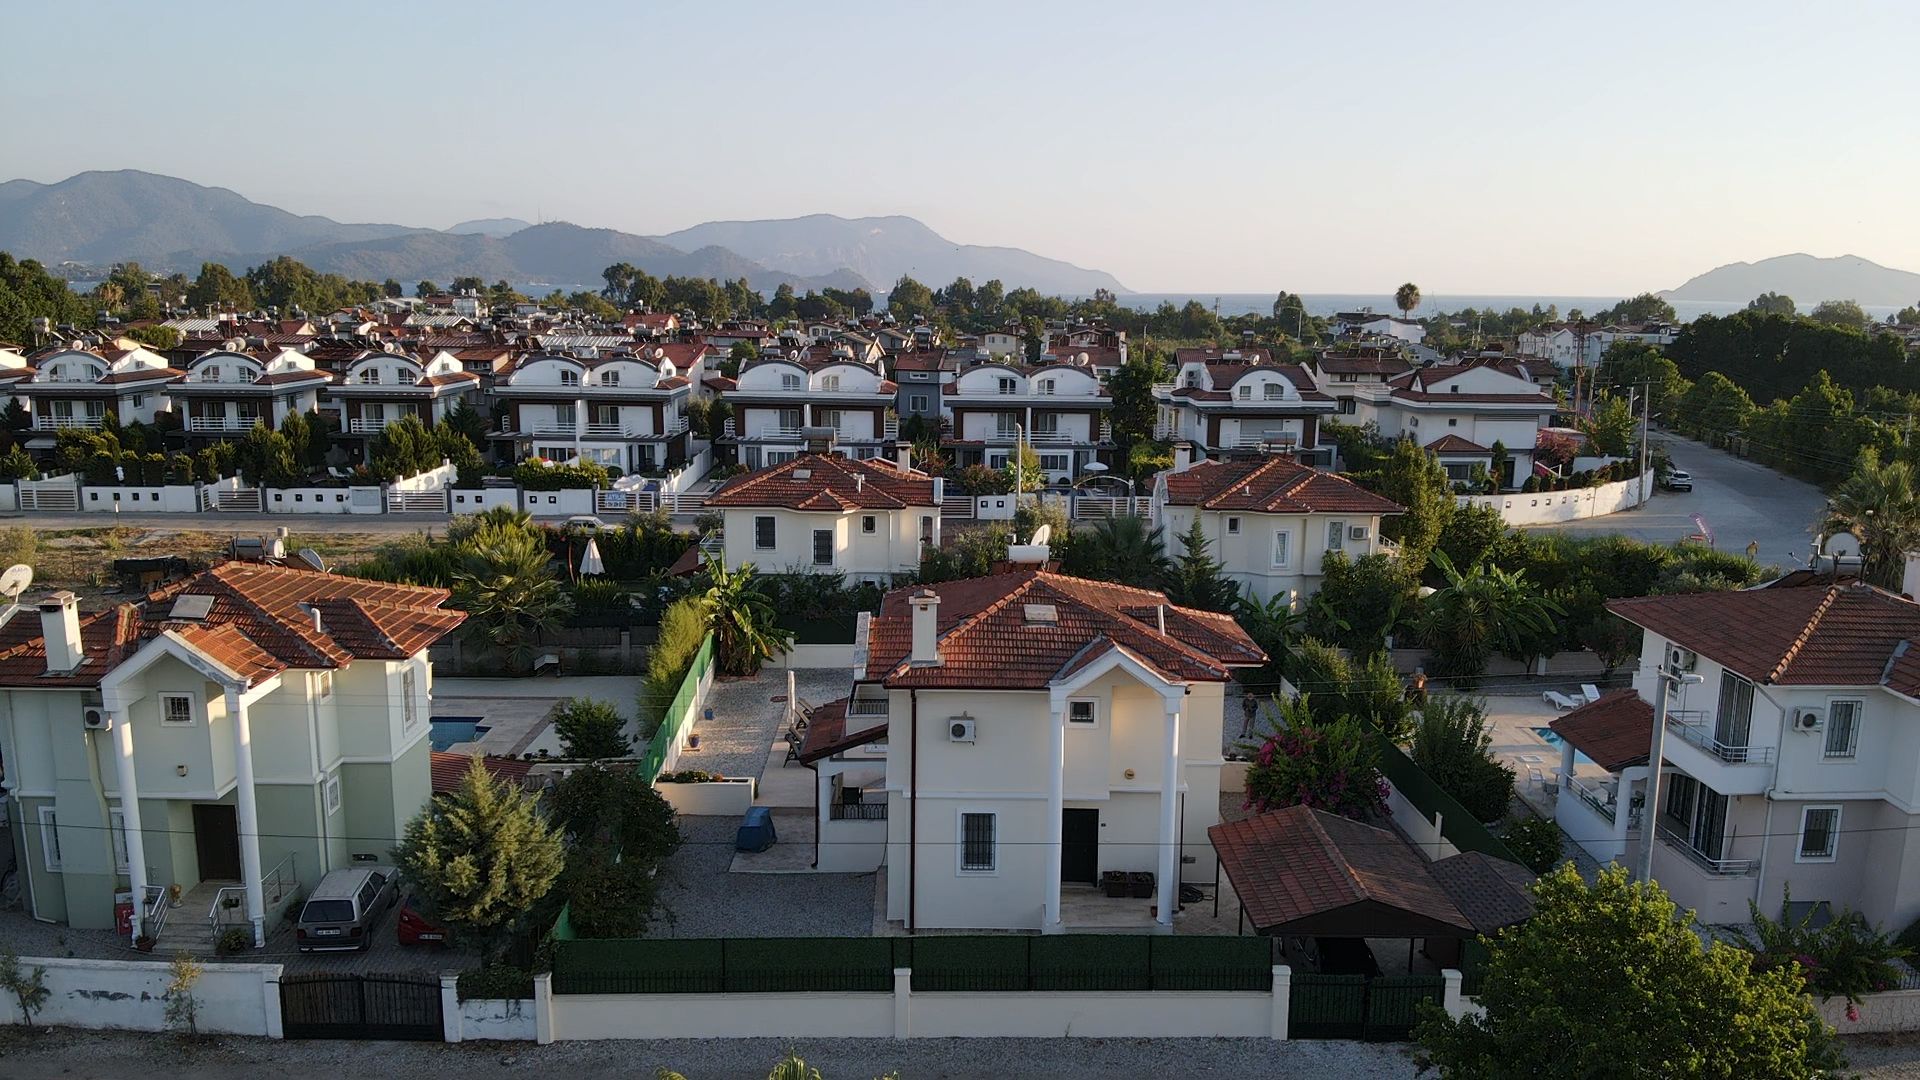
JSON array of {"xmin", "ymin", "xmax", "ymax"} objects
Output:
[{"xmin": 1548, "ymin": 690, "xmax": 1653, "ymax": 772}]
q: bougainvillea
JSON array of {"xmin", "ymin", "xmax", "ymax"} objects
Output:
[{"xmin": 1240, "ymin": 693, "xmax": 1388, "ymax": 821}]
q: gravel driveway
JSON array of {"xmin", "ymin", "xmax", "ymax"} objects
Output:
[{"xmin": 650, "ymin": 816, "xmax": 874, "ymax": 938}]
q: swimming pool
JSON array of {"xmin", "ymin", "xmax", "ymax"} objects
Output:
[
  {"xmin": 1531, "ymin": 726, "xmax": 1594, "ymax": 768},
  {"xmin": 431, "ymin": 716, "xmax": 490, "ymax": 751}
]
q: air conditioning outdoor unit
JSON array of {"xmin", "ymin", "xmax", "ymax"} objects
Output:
[
  {"xmin": 1348, "ymin": 525, "xmax": 1371, "ymax": 542},
  {"xmin": 82, "ymin": 707, "xmax": 108, "ymax": 730},
  {"xmin": 1793, "ymin": 709, "xmax": 1824, "ymax": 733},
  {"xmin": 1667, "ymin": 648, "xmax": 1698, "ymax": 673},
  {"xmin": 948, "ymin": 717, "xmax": 977, "ymax": 744}
]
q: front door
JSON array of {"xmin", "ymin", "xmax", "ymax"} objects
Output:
[
  {"xmin": 1061, "ymin": 808, "xmax": 1099, "ymax": 886},
  {"xmin": 193, "ymin": 804, "xmax": 242, "ymax": 881}
]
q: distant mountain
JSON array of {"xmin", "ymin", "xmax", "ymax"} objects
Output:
[
  {"xmin": 0, "ymin": 171, "xmax": 1124, "ymax": 300},
  {"xmin": 0, "ymin": 170, "xmax": 425, "ymax": 265},
  {"xmin": 655, "ymin": 213, "xmax": 1130, "ymax": 296},
  {"xmin": 445, "ymin": 217, "xmax": 532, "ymax": 237},
  {"xmin": 1661, "ymin": 253, "xmax": 1920, "ymax": 307}
]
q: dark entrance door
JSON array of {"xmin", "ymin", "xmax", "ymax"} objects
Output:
[
  {"xmin": 1061, "ymin": 808, "xmax": 1099, "ymax": 885},
  {"xmin": 192, "ymin": 804, "xmax": 241, "ymax": 881}
]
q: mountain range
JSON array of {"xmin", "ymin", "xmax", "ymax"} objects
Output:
[
  {"xmin": 1661, "ymin": 253, "xmax": 1920, "ymax": 307},
  {"xmin": 0, "ymin": 170, "xmax": 1126, "ymax": 297}
]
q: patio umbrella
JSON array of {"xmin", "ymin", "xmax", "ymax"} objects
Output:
[{"xmin": 579, "ymin": 537, "xmax": 605, "ymax": 577}]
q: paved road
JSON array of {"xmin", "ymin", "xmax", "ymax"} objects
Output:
[{"xmin": 1523, "ymin": 432, "xmax": 1828, "ymax": 568}]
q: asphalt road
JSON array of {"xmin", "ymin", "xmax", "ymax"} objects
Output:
[{"xmin": 1523, "ymin": 432, "xmax": 1828, "ymax": 569}]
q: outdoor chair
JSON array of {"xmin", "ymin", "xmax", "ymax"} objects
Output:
[
  {"xmin": 783, "ymin": 728, "xmax": 801, "ymax": 766},
  {"xmin": 1542, "ymin": 690, "xmax": 1581, "ymax": 710},
  {"xmin": 1581, "ymin": 683, "xmax": 1604, "ymax": 704}
]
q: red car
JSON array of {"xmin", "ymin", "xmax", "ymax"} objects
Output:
[{"xmin": 396, "ymin": 895, "xmax": 449, "ymax": 947}]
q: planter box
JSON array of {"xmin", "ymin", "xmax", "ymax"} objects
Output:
[
  {"xmin": 654, "ymin": 776, "xmax": 755, "ymax": 816},
  {"xmin": 1101, "ymin": 872, "xmax": 1129, "ymax": 899},
  {"xmin": 1127, "ymin": 872, "xmax": 1155, "ymax": 899}
]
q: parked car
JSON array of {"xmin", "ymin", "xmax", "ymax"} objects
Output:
[
  {"xmin": 1661, "ymin": 468, "xmax": 1693, "ymax": 492},
  {"xmin": 559, "ymin": 514, "xmax": 607, "ymax": 531},
  {"xmin": 295, "ymin": 865, "xmax": 398, "ymax": 952},
  {"xmin": 396, "ymin": 894, "xmax": 449, "ymax": 947}
]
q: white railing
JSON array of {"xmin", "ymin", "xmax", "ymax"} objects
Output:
[
  {"xmin": 1227, "ymin": 433, "xmax": 1301, "ymax": 449},
  {"xmin": 134, "ymin": 885, "xmax": 170, "ymax": 948},
  {"xmin": 597, "ymin": 489, "xmax": 654, "ymax": 515},
  {"xmin": 216, "ymin": 488, "xmax": 264, "ymax": 512},
  {"xmin": 187, "ymin": 416, "xmax": 258, "ymax": 433},
  {"xmin": 33, "ymin": 415, "xmax": 104, "ymax": 431},
  {"xmin": 1658, "ymin": 825, "xmax": 1756, "ymax": 876},
  {"xmin": 386, "ymin": 489, "xmax": 448, "ymax": 513},
  {"xmin": 523, "ymin": 422, "xmax": 579, "ymax": 437},
  {"xmin": 208, "ymin": 885, "xmax": 247, "ymax": 930},
  {"xmin": 208, "ymin": 853, "xmax": 298, "ymax": 933},
  {"xmin": 659, "ymin": 491, "xmax": 707, "ymax": 514},
  {"xmin": 1069, "ymin": 495, "xmax": 1154, "ymax": 520},
  {"xmin": 1566, "ymin": 774, "xmax": 1642, "ymax": 829},
  {"xmin": 848, "ymin": 698, "xmax": 889, "ymax": 717},
  {"xmin": 1665, "ymin": 712, "xmax": 1774, "ymax": 765},
  {"xmin": 348, "ymin": 418, "xmax": 392, "ymax": 434},
  {"xmin": 941, "ymin": 494, "xmax": 975, "ymax": 520}
]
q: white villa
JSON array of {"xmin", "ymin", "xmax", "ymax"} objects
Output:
[
  {"xmin": 491, "ymin": 347, "xmax": 697, "ymax": 474},
  {"xmin": 705, "ymin": 451, "xmax": 942, "ymax": 584}
]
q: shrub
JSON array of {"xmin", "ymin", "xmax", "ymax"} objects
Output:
[
  {"xmin": 0, "ymin": 444, "xmax": 37, "ymax": 480},
  {"xmin": 1738, "ymin": 890, "xmax": 1908, "ymax": 1005},
  {"xmin": 0, "ymin": 526, "xmax": 35, "ymax": 568},
  {"xmin": 551, "ymin": 697, "xmax": 631, "ymax": 760},
  {"xmin": 1501, "ymin": 815, "xmax": 1565, "ymax": 874},
  {"xmin": 1242, "ymin": 694, "xmax": 1388, "ymax": 820},
  {"xmin": 641, "ymin": 597, "xmax": 708, "ymax": 736},
  {"xmin": 570, "ymin": 577, "xmax": 630, "ymax": 619},
  {"xmin": 948, "ymin": 463, "xmax": 1011, "ymax": 496},
  {"xmin": 658, "ymin": 769, "xmax": 723, "ymax": 783},
  {"xmin": 456, "ymin": 964, "xmax": 534, "ymax": 1001},
  {"xmin": 515, "ymin": 458, "xmax": 610, "ymax": 490},
  {"xmin": 1409, "ymin": 696, "xmax": 1516, "ymax": 823},
  {"xmin": 215, "ymin": 928, "xmax": 251, "ymax": 955}
]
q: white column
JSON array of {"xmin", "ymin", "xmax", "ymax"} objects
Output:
[
  {"xmin": 109, "ymin": 708, "xmax": 149, "ymax": 941},
  {"xmin": 1043, "ymin": 700, "xmax": 1066, "ymax": 929},
  {"xmin": 225, "ymin": 685, "xmax": 266, "ymax": 947},
  {"xmin": 1556, "ymin": 739, "xmax": 1575, "ymax": 790},
  {"xmin": 1615, "ymin": 764, "xmax": 1648, "ymax": 850},
  {"xmin": 1157, "ymin": 697, "xmax": 1182, "ymax": 927}
]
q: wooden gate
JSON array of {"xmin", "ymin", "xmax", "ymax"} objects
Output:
[{"xmin": 280, "ymin": 972, "xmax": 443, "ymax": 1040}]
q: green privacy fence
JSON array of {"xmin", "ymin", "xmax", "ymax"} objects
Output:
[
  {"xmin": 550, "ymin": 935, "xmax": 1275, "ymax": 995},
  {"xmin": 638, "ymin": 634, "xmax": 714, "ymax": 782},
  {"xmin": 1372, "ymin": 732, "xmax": 1522, "ymax": 866},
  {"xmin": 776, "ymin": 615, "xmax": 860, "ymax": 645}
]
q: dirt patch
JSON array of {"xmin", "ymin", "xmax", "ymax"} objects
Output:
[{"xmin": 26, "ymin": 527, "xmax": 419, "ymax": 607}]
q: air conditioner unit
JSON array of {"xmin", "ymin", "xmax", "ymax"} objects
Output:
[
  {"xmin": 948, "ymin": 717, "xmax": 977, "ymax": 744},
  {"xmin": 1667, "ymin": 647, "xmax": 1697, "ymax": 673},
  {"xmin": 1793, "ymin": 709, "xmax": 1824, "ymax": 733},
  {"xmin": 82, "ymin": 707, "xmax": 108, "ymax": 730},
  {"xmin": 1347, "ymin": 525, "xmax": 1371, "ymax": 542}
]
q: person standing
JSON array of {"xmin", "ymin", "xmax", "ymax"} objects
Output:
[
  {"xmin": 1240, "ymin": 692, "xmax": 1260, "ymax": 738},
  {"xmin": 1409, "ymin": 668, "xmax": 1429, "ymax": 707}
]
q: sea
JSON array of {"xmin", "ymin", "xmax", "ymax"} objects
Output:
[{"xmin": 1110, "ymin": 292, "xmax": 1906, "ymax": 324}]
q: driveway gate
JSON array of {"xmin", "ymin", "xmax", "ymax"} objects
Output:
[
  {"xmin": 280, "ymin": 972, "xmax": 443, "ymax": 1040},
  {"xmin": 1289, "ymin": 973, "xmax": 1444, "ymax": 1041}
]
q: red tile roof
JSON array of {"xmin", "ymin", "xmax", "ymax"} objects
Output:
[
  {"xmin": 430, "ymin": 751, "xmax": 536, "ymax": 793},
  {"xmin": 0, "ymin": 561, "xmax": 465, "ymax": 689},
  {"xmin": 797, "ymin": 699, "xmax": 889, "ymax": 763},
  {"xmin": 1425, "ymin": 435, "xmax": 1490, "ymax": 454},
  {"xmin": 1548, "ymin": 690, "xmax": 1653, "ymax": 772},
  {"xmin": 1160, "ymin": 457, "xmax": 1406, "ymax": 515},
  {"xmin": 1209, "ymin": 806, "xmax": 1474, "ymax": 936},
  {"xmin": 866, "ymin": 570, "xmax": 1265, "ymax": 690},
  {"xmin": 707, "ymin": 453, "xmax": 938, "ymax": 510},
  {"xmin": 1609, "ymin": 583, "xmax": 1920, "ymax": 691},
  {"xmin": 1428, "ymin": 851, "xmax": 1537, "ymax": 933}
]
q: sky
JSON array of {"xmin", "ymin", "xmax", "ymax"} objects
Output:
[{"xmin": 4, "ymin": 0, "xmax": 1917, "ymax": 295}]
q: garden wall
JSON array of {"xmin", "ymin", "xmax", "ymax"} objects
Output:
[
  {"xmin": 263, "ymin": 486, "xmax": 383, "ymax": 514},
  {"xmin": 80, "ymin": 484, "xmax": 202, "ymax": 512},
  {"xmin": 654, "ymin": 776, "xmax": 756, "ymax": 816},
  {"xmin": 449, "ymin": 487, "xmax": 521, "ymax": 512},
  {"xmin": 522, "ymin": 488, "xmax": 598, "ymax": 516},
  {"xmin": 661, "ymin": 446, "xmax": 712, "ymax": 494},
  {"xmin": 1457, "ymin": 471, "xmax": 1653, "ymax": 527},
  {"xmin": 1821, "ymin": 990, "xmax": 1920, "ymax": 1033},
  {"xmin": 4, "ymin": 956, "xmax": 283, "ymax": 1037}
]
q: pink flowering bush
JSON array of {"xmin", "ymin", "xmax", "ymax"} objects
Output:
[{"xmin": 1241, "ymin": 694, "xmax": 1388, "ymax": 821}]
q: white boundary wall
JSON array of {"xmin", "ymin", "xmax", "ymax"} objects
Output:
[
  {"xmin": 263, "ymin": 486, "xmax": 382, "ymax": 514},
  {"xmin": 5, "ymin": 956, "xmax": 282, "ymax": 1037},
  {"xmin": 655, "ymin": 776, "xmax": 756, "ymax": 815},
  {"xmin": 450, "ymin": 487, "xmax": 522, "ymax": 513},
  {"xmin": 80, "ymin": 483, "xmax": 202, "ymax": 512},
  {"xmin": 523, "ymin": 488, "xmax": 598, "ymax": 516},
  {"xmin": 1459, "ymin": 471, "xmax": 1653, "ymax": 527}
]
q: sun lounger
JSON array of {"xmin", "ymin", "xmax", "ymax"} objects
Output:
[
  {"xmin": 1543, "ymin": 690, "xmax": 1581, "ymax": 710},
  {"xmin": 1581, "ymin": 683, "xmax": 1604, "ymax": 704}
]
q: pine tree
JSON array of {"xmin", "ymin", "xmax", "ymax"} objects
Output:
[{"xmin": 1165, "ymin": 519, "xmax": 1240, "ymax": 613}]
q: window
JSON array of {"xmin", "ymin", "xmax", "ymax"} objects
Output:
[
  {"xmin": 130, "ymin": 394, "xmax": 146, "ymax": 409},
  {"xmin": 1447, "ymin": 417, "xmax": 1458, "ymax": 427},
  {"xmin": 997, "ymin": 377, "xmax": 1017, "ymax": 395},
  {"xmin": 995, "ymin": 413, "xmax": 1018, "ymax": 438},
  {"xmin": 819, "ymin": 409, "xmax": 842, "ymax": 429},
  {"xmin": 560, "ymin": 370, "xmax": 580, "ymax": 386},
  {"xmin": 1040, "ymin": 453, "xmax": 1069, "ymax": 473},
  {"xmin": 110, "ymin": 808, "xmax": 129, "ymax": 873},
  {"xmin": 1714, "ymin": 672, "xmax": 1755, "ymax": 753},
  {"xmin": 822, "ymin": 375, "xmax": 840, "ymax": 391},
  {"xmin": 359, "ymin": 368, "xmax": 381, "ymax": 384},
  {"xmin": 1032, "ymin": 412, "xmax": 1059, "ymax": 435},
  {"xmin": 755, "ymin": 516, "xmax": 776, "ymax": 549},
  {"xmin": 600, "ymin": 370, "xmax": 619, "ymax": 386},
  {"xmin": 781, "ymin": 373, "xmax": 803, "ymax": 391},
  {"xmin": 1237, "ymin": 385, "xmax": 1251, "ymax": 399},
  {"xmin": 1825, "ymin": 700, "xmax": 1862, "ymax": 758},
  {"xmin": 325, "ymin": 775, "xmax": 342, "ymax": 813},
  {"xmin": 1445, "ymin": 463, "xmax": 1473, "ymax": 482},
  {"xmin": 910, "ymin": 394, "xmax": 928, "ymax": 412},
  {"xmin": 921, "ymin": 516, "xmax": 934, "ymax": 543},
  {"xmin": 1264, "ymin": 384, "xmax": 1283, "ymax": 399},
  {"xmin": 402, "ymin": 667, "xmax": 419, "ymax": 731},
  {"xmin": 1338, "ymin": 399, "xmax": 1358, "ymax": 415},
  {"xmin": 160, "ymin": 693, "xmax": 194, "ymax": 726},
  {"xmin": 960, "ymin": 812, "xmax": 997, "ymax": 873},
  {"xmin": 1037, "ymin": 379, "xmax": 1055, "ymax": 395},
  {"xmin": 1272, "ymin": 530, "xmax": 1292, "ymax": 569},
  {"xmin": 1226, "ymin": 516, "xmax": 1241, "ymax": 534},
  {"xmin": 38, "ymin": 807, "xmax": 61, "ymax": 872},
  {"xmin": 1408, "ymin": 417, "xmax": 1419, "ymax": 427},
  {"xmin": 1067, "ymin": 699, "xmax": 1098, "ymax": 726},
  {"xmin": 812, "ymin": 529, "xmax": 834, "ymax": 566},
  {"xmin": 1327, "ymin": 521, "xmax": 1345, "ymax": 551},
  {"xmin": 1798, "ymin": 806, "xmax": 1840, "ymax": 861}
]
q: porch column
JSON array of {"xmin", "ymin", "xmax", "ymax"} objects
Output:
[
  {"xmin": 1556, "ymin": 739, "xmax": 1575, "ymax": 790},
  {"xmin": 1157, "ymin": 697, "xmax": 1182, "ymax": 927},
  {"xmin": 225, "ymin": 685, "xmax": 266, "ymax": 947},
  {"xmin": 1616, "ymin": 765, "xmax": 1648, "ymax": 850},
  {"xmin": 1043, "ymin": 699, "xmax": 1066, "ymax": 929},
  {"xmin": 109, "ymin": 706, "xmax": 150, "ymax": 941}
]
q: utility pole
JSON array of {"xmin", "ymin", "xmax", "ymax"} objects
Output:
[{"xmin": 1638, "ymin": 381, "xmax": 1652, "ymax": 497}]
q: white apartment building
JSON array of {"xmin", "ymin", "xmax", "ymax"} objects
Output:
[
  {"xmin": 1153, "ymin": 449, "xmax": 1405, "ymax": 606},
  {"xmin": 492, "ymin": 348, "xmax": 696, "ymax": 474},
  {"xmin": 942, "ymin": 360, "xmax": 1112, "ymax": 483},
  {"xmin": 706, "ymin": 451, "xmax": 941, "ymax": 583},
  {"xmin": 1371, "ymin": 361, "xmax": 1557, "ymax": 489},
  {"xmin": 167, "ymin": 347, "xmax": 332, "ymax": 440},
  {"xmin": 808, "ymin": 568, "xmax": 1264, "ymax": 931},
  {"xmin": 1516, "ymin": 323, "xmax": 1678, "ymax": 370},
  {"xmin": 1549, "ymin": 581, "xmax": 1920, "ymax": 930},
  {"xmin": 718, "ymin": 355, "xmax": 898, "ymax": 468},
  {"xmin": 1154, "ymin": 349, "xmax": 1337, "ymax": 466},
  {"xmin": 17, "ymin": 345, "xmax": 183, "ymax": 434}
]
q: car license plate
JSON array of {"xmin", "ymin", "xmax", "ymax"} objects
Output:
[
  {"xmin": 316, "ymin": 928, "xmax": 341, "ymax": 936},
  {"xmin": 418, "ymin": 932, "xmax": 444, "ymax": 941}
]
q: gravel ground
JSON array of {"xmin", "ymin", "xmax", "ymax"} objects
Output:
[
  {"xmin": 0, "ymin": 1027, "xmax": 1424, "ymax": 1079},
  {"xmin": 651, "ymin": 816, "xmax": 875, "ymax": 938},
  {"xmin": 696, "ymin": 667, "xmax": 851, "ymax": 780}
]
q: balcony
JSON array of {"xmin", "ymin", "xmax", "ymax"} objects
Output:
[
  {"xmin": 34, "ymin": 415, "xmax": 104, "ymax": 431},
  {"xmin": 1657, "ymin": 824, "xmax": 1757, "ymax": 876},
  {"xmin": 1661, "ymin": 712, "xmax": 1774, "ymax": 795},
  {"xmin": 847, "ymin": 697, "xmax": 889, "ymax": 718},
  {"xmin": 1565, "ymin": 774, "xmax": 1641, "ymax": 830},
  {"xmin": 187, "ymin": 416, "xmax": 260, "ymax": 433},
  {"xmin": 1664, "ymin": 711, "xmax": 1774, "ymax": 763},
  {"xmin": 347, "ymin": 417, "xmax": 414, "ymax": 434}
]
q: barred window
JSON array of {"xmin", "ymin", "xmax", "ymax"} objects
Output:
[{"xmin": 960, "ymin": 813, "xmax": 996, "ymax": 873}]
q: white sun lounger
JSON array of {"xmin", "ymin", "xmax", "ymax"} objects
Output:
[{"xmin": 1543, "ymin": 690, "xmax": 1582, "ymax": 711}]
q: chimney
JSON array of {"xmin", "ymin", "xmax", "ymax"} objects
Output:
[
  {"xmin": 894, "ymin": 440, "xmax": 913, "ymax": 472},
  {"xmin": 1172, "ymin": 441, "xmax": 1196, "ymax": 473},
  {"xmin": 39, "ymin": 591, "xmax": 83, "ymax": 674},
  {"xmin": 909, "ymin": 589, "xmax": 941, "ymax": 666}
]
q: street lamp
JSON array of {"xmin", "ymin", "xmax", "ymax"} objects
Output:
[{"xmin": 1636, "ymin": 665, "xmax": 1705, "ymax": 883}]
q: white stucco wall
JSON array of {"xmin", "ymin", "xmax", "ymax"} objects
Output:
[{"xmin": 4, "ymin": 956, "xmax": 282, "ymax": 1036}]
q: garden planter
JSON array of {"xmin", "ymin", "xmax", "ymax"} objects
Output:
[
  {"xmin": 1101, "ymin": 871, "xmax": 1129, "ymax": 898},
  {"xmin": 1127, "ymin": 871, "xmax": 1155, "ymax": 898}
]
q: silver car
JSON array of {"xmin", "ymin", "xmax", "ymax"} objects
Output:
[{"xmin": 295, "ymin": 866, "xmax": 398, "ymax": 952}]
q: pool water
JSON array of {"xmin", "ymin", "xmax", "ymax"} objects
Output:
[
  {"xmin": 1531, "ymin": 726, "xmax": 1595, "ymax": 768},
  {"xmin": 430, "ymin": 716, "xmax": 490, "ymax": 751}
]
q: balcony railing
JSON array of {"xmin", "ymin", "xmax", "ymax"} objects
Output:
[
  {"xmin": 348, "ymin": 417, "xmax": 417, "ymax": 434},
  {"xmin": 1665, "ymin": 711, "xmax": 1775, "ymax": 764},
  {"xmin": 848, "ymin": 698, "xmax": 889, "ymax": 717},
  {"xmin": 187, "ymin": 416, "xmax": 259, "ymax": 432},
  {"xmin": 1565, "ymin": 774, "xmax": 1641, "ymax": 829},
  {"xmin": 1657, "ymin": 824, "xmax": 1757, "ymax": 876},
  {"xmin": 34, "ymin": 415, "xmax": 104, "ymax": 431},
  {"xmin": 828, "ymin": 801, "xmax": 888, "ymax": 821}
]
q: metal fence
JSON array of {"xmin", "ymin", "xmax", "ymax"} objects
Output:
[{"xmin": 1372, "ymin": 731, "xmax": 1523, "ymax": 865}]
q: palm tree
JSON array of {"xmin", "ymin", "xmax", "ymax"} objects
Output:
[
  {"xmin": 1822, "ymin": 450, "xmax": 1920, "ymax": 590},
  {"xmin": 453, "ymin": 523, "xmax": 572, "ymax": 671},
  {"xmin": 1235, "ymin": 592, "xmax": 1307, "ymax": 686},
  {"xmin": 1077, "ymin": 514, "xmax": 1171, "ymax": 588},
  {"xmin": 702, "ymin": 562, "xmax": 794, "ymax": 676},
  {"xmin": 1395, "ymin": 282, "xmax": 1421, "ymax": 318},
  {"xmin": 1415, "ymin": 549, "xmax": 1562, "ymax": 683}
]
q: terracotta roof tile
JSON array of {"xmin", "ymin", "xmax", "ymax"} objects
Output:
[
  {"xmin": 1609, "ymin": 583, "xmax": 1920, "ymax": 690},
  {"xmin": 707, "ymin": 453, "xmax": 938, "ymax": 511},
  {"xmin": 430, "ymin": 751, "xmax": 535, "ymax": 793},
  {"xmin": 1548, "ymin": 690, "xmax": 1653, "ymax": 772},
  {"xmin": 1425, "ymin": 435, "xmax": 1490, "ymax": 454},
  {"xmin": 1161, "ymin": 457, "xmax": 1406, "ymax": 515},
  {"xmin": 798, "ymin": 699, "xmax": 889, "ymax": 763}
]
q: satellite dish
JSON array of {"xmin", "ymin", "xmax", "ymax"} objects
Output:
[
  {"xmin": 0, "ymin": 564, "xmax": 33, "ymax": 601},
  {"xmin": 1822, "ymin": 531, "xmax": 1862, "ymax": 559},
  {"xmin": 1029, "ymin": 523, "xmax": 1053, "ymax": 547}
]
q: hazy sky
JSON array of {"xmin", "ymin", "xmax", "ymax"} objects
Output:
[{"xmin": 5, "ymin": 0, "xmax": 1915, "ymax": 294}]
